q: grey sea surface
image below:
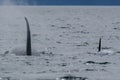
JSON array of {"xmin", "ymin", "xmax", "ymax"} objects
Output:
[{"xmin": 0, "ymin": 6, "xmax": 120, "ymax": 80}]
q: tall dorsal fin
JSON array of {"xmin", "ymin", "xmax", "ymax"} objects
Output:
[
  {"xmin": 98, "ymin": 37, "xmax": 102, "ymax": 52},
  {"xmin": 25, "ymin": 17, "xmax": 32, "ymax": 56}
]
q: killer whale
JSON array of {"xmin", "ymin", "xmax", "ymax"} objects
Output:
[{"xmin": 97, "ymin": 37, "xmax": 114, "ymax": 54}]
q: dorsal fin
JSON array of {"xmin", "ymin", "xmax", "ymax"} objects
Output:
[
  {"xmin": 25, "ymin": 17, "xmax": 32, "ymax": 56},
  {"xmin": 98, "ymin": 37, "xmax": 102, "ymax": 52}
]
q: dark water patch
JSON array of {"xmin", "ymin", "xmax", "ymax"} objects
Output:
[
  {"xmin": 59, "ymin": 26, "xmax": 70, "ymax": 29},
  {"xmin": 84, "ymin": 61, "xmax": 95, "ymax": 64},
  {"xmin": 45, "ymin": 38, "xmax": 50, "ymax": 41},
  {"xmin": 59, "ymin": 35, "xmax": 63, "ymax": 37},
  {"xmin": 48, "ymin": 69, "xmax": 57, "ymax": 73},
  {"xmin": 100, "ymin": 69, "xmax": 107, "ymax": 71},
  {"xmin": 0, "ymin": 77, "xmax": 21, "ymax": 80},
  {"xmin": 51, "ymin": 24, "xmax": 56, "ymax": 27},
  {"xmin": 116, "ymin": 51, "xmax": 120, "ymax": 53},
  {"xmin": 98, "ymin": 62, "xmax": 110, "ymax": 65},
  {"xmin": 57, "ymin": 63, "xmax": 69, "ymax": 67},
  {"xmin": 57, "ymin": 24, "xmax": 72, "ymax": 29},
  {"xmin": 80, "ymin": 25, "xmax": 85, "ymax": 27},
  {"xmin": 85, "ymin": 68, "xmax": 107, "ymax": 72},
  {"xmin": 40, "ymin": 51, "xmax": 54, "ymax": 57},
  {"xmin": 76, "ymin": 42, "xmax": 89, "ymax": 47},
  {"xmin": 80, "ymin": 31, "xmax": 89, "ymax": 34},
  {"xmin": 68, "ymin": 56, "xmax": 78, "ymax": 60},
  {"xmin": 87, "ymin": 52, "xmax": 109, "ymax": 57},
  {"xmin": 58, "ymin": 75, "xmax": 88, "ymax": 80},
  {"xmin": 113, "ymin": 27, "xmax": 120, "ymax": 30},
  {"xmin": 84, "ymin": 61, "xmax": 111, "ymax": 65},
  {"xmin": 1, "ymin": 51, "xmax": 10, "ymax": 57},
  {"xmin": 85, "ymin": 69, "xmax": 97, "ymax": 71},
  {"xmin": 71, "ymin": 30, "xmax": 89, "ymax": 34},
  {"xmin": 66, "ymin": 24, "xmax": 72, "ymax": 27},
  {"xmin": 56, "ymin": 41, "xmax": 62, "ymax": 44},
  {"xmin": 112, "ymin": 22, "xmax": 120, "ymax": 30},
  {"xmin": 32, "ymin": 34, "xmax": 39, "ymax": 37},
  {"xmin": 36, "ymin": 71, "xmax": 46, "ymax": 74},
  {"xmin": 102, "ymin": 47, "xmax": 112, "ymax": 49},
  {"xmin": 24, "ymin": 61, "xmax": 32, "ymax": 65}
]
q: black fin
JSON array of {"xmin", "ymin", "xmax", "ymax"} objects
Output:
[
  {"xmin": 98, "ymin": 37, "xmax": 101, "ymax": 52},
  {"xmin": 25, "ymin": 17, "xmax": 32, "ymax": 56}
]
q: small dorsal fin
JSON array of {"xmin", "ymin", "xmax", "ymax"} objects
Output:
[{"xmin": 98, "ymin": 37, "xmax": 102, "ymax": 52}]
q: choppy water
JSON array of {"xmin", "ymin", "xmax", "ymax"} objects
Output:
[{"xmin": 0, "ymin": 6, "xmax": 120, "ymax": 80}]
